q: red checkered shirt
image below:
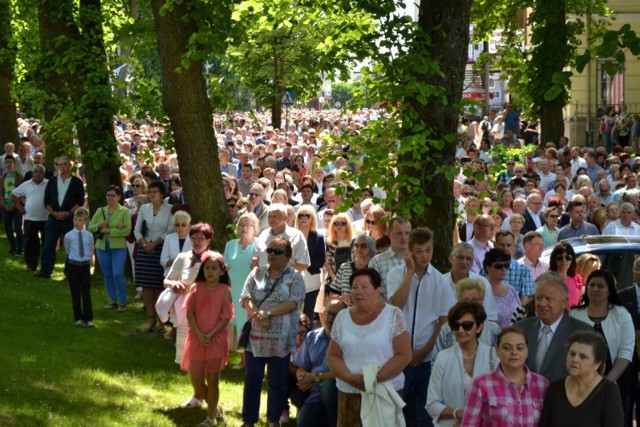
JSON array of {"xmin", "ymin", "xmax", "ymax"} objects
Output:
[{"xmin": 461, "ymin": 365, "xmax": 549, "ymax": 427}]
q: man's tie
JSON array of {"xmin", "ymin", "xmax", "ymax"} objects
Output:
[{"xmin": 535, "ymin": 325, "xmax": 552, "ymax": 371}]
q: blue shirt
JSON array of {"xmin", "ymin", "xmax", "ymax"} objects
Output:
[
  {"xmin": 294, "ymin": 328, "xmax": 330, "ymax": 403},
  {"xmin": 64, "ymin": 228, "xmax": 93, "ymax": 263}
]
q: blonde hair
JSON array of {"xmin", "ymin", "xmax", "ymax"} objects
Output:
[
  {"xmin": 456, "ymin": 278, "xmax": 486, "ymax": 301},
  {"xmin": 575, "ymin": 254, "xmax": 601, "ymax": 280},
  {"xmin": 236, "ymin": 212, "xmax": 260, "ymax": 237},
  {"xmin": 295, "ymin": 204, "xmax": 318, "ymax": 232},
  {"xmin": 327, "ymin": 214, "xmax": 353, "ymax": 244}
]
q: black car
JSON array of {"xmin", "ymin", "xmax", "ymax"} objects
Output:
[{"xmin": 540, "ymin": 235, "xmax": 640, "ymax": 290}]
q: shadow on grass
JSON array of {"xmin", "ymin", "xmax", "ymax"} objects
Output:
[{"xmin": 154, "ymin": 406, "xmax": 210, "ymax": 427}]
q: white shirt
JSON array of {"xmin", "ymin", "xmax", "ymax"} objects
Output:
[
  {"xmin": 387, "ymin": 264, "xmax": 455, "ymax": 362},
  {"xmin": 442, "ymin": 271, "xmax": 498, "ymax": 322},
  {"xmin": 253, "ymin": 225, "xmax": 310, "ymax": 269},
  {"xmin": 602, "ymin": 220, "xmax": 640, "ymax": 236},
  {"xmin": 11, "ymin": 178, "xmax": 49, "ymax": 221}
]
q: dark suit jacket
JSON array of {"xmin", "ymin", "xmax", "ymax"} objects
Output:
[
  {"xmin": 168, "ymin": 188, "xmax": 184, "ymax": 206},
  {"xmin": 522, "ymin": 209, "xmax": 541, "ymax": 234},
  {"xmin": 515, "ymin": 314, "xmax": 592, "ymax": 382},
  {"xmin": 306, "ymin": 231, "xmax": 326, "ymax": 275},
  {"xmin": 457, "ymin": 221, "xmax": 472, "ymax": 242},
  {"xmin": 43, "ymin": 176, "xmax": 85, "ymax": 212}
]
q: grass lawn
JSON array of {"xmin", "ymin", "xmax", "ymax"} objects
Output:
[{"xmin": 0, "ymin": 236, "xmax": 296, "ymax": 426}]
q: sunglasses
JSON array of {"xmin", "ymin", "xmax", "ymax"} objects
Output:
[
  {"xmin": 556, "ymin": 254, "xmax": 573, "ymax": 262},
  {"xmin": 462, "ymin": 192, "xmax": 473, "ymax": 196},
  {"xmin": 492, "ymin": 262, "xmax": 510, "ymax": 270},
  {"xmin": 297, "ymin": 213, "xmax": 311, "ymax": 219},
  {"xmin": 365, "ymin": 219, "xmax": 377, "ymax": 225},
  {"xmin": 450, "ymin": 320, "xmax": 476, "ymax": 332},
  {"xmin": 506, "ymin": 162, "xmax": 515, "ymax": 166},
  {"xmin": 266, "ymin": 248, "xmax": 286, "ymax": 255},
  {"xmin": 333, "ymin": 221, "xmax": 347, "ymax": 227},
  {"xmin": 131, "ymin": 184, "xmax": 143, "ymax": 188}
]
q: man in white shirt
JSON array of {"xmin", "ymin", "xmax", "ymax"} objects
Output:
[
  {"xmin": 602, "ymin": 203, "xmax": 640, "ymax": 235},
  {"xmin": 569, "ymin": 146, "xmax": 587, "ymax": 177},
  {"xmin": 252, "ymin": 203, "xmax": 310, "ymax": 271},
  {"xmin": 388, "ymin": 227, "xmax": 454, "ymax": 427},
  {"xmin": 10, "ymin": 164, "xmax": 49, "ymax": 271},
  {"xmin": 536, "ymin": 159, "xmax": 556, "ymax": 192}
]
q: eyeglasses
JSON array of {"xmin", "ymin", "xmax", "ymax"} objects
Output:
[
  {"xmin": 461, "ymin": 192, "xmax": 473, "ymax": 196},
  {"xmin": 190, "ymin": 235, "xmax": 208, "ymax": 241},
  {"xmin": 174, "ymin": 223, "xmax": 189, "ymax": 227},
  {"xmin": 506, "ymin": 162, "xmax": 515, "ymax": 166},
  {"xmin": 365, "ymin": 219, "xmax": 376, "ymax": 225},
  {"xmin": 455, "ymin": 255, "xmax": 474, "ymax": 262},
  {"xmin": 266, "ymin": 248, "xmax": 286, "ymax": 255},
  {"xmin": 556, "ymin": 254, "xmax": 573, "ymax": 262},
  {"xmin": 106, "ymin": 193, "xmax": 118, "ymax": 197},
  {"xmin": 450, "ymin": 320, "xmax": 475, "ymax": 331},
  {"xmin": 548, "ymin": 215, "xmax": 559, "ymax": 219},
  {"xmin": 491, "ymin": 262, "xmax": 510, "ymax": 270},
  {"xmin": 354, "ymin": 243, "xmax": 369, "ymax": 249},
  {"xmin": 237, "ymin": 223, "xmax": 254, "ymax": 228},
  {"xmin": 249, "ymin": 193, "xmax": 261, "ymax": 197},
  {"xmin": 131, "ymin": 184, "xmax": 143, "ymax": 188},
  {"xmin": 333, "ymin": 221, "xmax": 347, "ymax": 227},
  {"xmin": 297, "ymin": 213, "xmax": 311, "ymax": 219}
]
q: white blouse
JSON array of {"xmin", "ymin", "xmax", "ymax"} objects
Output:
[
  {"xmin": 569, "ymin": 305, "xmax": 635, "ymax": 362},
  {"xmin": 331, "ymin": 304, "xmax": 408, "ymax": 394},
  {"xmin": 134, "ymin": 201, "xmax": 173, "ymax": 242}
]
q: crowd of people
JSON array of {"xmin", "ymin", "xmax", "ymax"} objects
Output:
[{"xmin": 4, "ymin": 104, "xmax": 640, "ymax": 426}]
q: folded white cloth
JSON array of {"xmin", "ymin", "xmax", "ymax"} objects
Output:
[
  {"xmin": 360, "ymin": 364, "xmax": 406, "ymax": 427},
  {"xmin": 155, "ymin": 288, "xmax": 178, "ymax": 323}
]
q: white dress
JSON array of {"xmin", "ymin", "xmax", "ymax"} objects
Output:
[{"xmin": 331, "ymin": 304, "xmax": 408, "ymax": 393}]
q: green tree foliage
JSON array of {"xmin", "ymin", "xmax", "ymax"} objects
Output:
[
  {"xmin": 227, "ymin": 0, "xmax": 376, "ymax": 128},
  {"xmin": 0, "ymin": 0, "xmax": 18, "ymax": 144},
  {"xmin": 331, "ymin": 82, "xmax": 355, "ymax": 108},
  {"xmin": 321, "ymin": 0, "xmax": 472, "ymax": 269}
]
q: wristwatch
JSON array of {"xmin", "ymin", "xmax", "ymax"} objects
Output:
[
  {"xmin": 266, "ymin": 310, "xmax": 272, "ymax": 318},
  {"xmin": 314, "ymin": 373, "xmax": 321, "ymax": 382}
]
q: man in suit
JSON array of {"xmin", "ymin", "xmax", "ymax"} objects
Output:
[
  {"xmin": 219, "ymin": 148, "xmax": 238, "ymax": 178},
  {"xmin": 521, "ymin": 193, "xmax": 543, "ymax": 234},
  {"xmin": 515, "ymin": 271, "xmax": 591, "ymax": 381},
  {"xmin": 618, "ymin": 257, "xmax": 640, "ymax": 423}
]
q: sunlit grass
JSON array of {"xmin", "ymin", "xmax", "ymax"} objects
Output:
[{"xmin": 0, "ymin": 236, "xmax": 292, "ymax": 426}]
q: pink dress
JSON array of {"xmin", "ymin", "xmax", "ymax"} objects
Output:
[
  {"xmin": 565, "ymin": 274, "xmax": 583, "ymax": 309},
  {"xmin": 181, "ymin": 282, "xmax": 235, "ymax": 373}
]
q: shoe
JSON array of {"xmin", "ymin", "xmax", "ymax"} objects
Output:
[
  {"xmin": 74, "ymin": 320, "xmax": 85, "ymax": 326},
  {"xmin": 216, "ymin": 406, "xmax": 228, "ymax": 427},
  {"xmin": 34, "ymin": 272, "xmax": 51, "ymax": 278},
  {"xmin": 183, "ymin": 397, "xmax": 203, "ymax": 408},
  {"xmin": 163, "ymin": 329, "xmax": 176, "ymax": 340},
  {"xmin": 104, "ymin": 303, "xmax": 117, "ymax": 310},
  {"xmin": 134, "ymin": 291, "xmax": 143, "ymax": 300},
  {"xmin": 197, "ymin": 417, "xmax": 214, "ymax": 427},
  {"xmin": 86, "ymin": 321, "xmax": 95, "ymax": 328},
  {"xmin": 118, "ymin": 305, "xmax": 127, "ymax": 312},
  {"xmin": 12, "ymin": 250, "xmax": 21, "ymax": 257},
  {"xmin": 232, "ymin": 364, "xmax": 245, "ymax": 370},
  {"xmin": 279, "ymin": 408, "xmax": 290, "ymax": 424}
]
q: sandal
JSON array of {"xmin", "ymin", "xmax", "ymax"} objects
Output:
[{"xmin": 197, "ymin": 417, "xmax": 214, "ymax": 427}]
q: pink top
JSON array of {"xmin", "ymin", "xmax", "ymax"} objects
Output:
[
  {"xmin": 565, "ymin": 274, "xmax": 583, "ymax": 308},
  {"xmin": 462, "ymin": 365, "xmax": 549, "ymax": 427}
]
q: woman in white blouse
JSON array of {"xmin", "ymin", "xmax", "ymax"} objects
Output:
[
  {"xmin": 134, "ymin": 180, "xmax": 173, "ymax": 333},
  {"xmin": 327, "ymin": 268, "xmax": 411, "ymax": 426},
  {"xmin": 569, "ymin": 269, "xmax": 635, "ymax": 426},
  {"xmin": 426, "ymin": 302, "xmax": 497, "ymax": 427}
]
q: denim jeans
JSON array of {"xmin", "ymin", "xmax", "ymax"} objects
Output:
[
  {"xmin": 3, "ymin": 208, "xmax": 23, "ymax": 252},
  {"xmin": 403, "ymin": 362, "xmax": 433, "ymax": 427},
  {"xmin": 41, "ymin": 216, "xmax": 74, "ymax": 275},
  {"xmin": 242, "ymin": 351, "xmax": 290, "ymax": 423},
  {"xmin": 96, "ymin": 247, "xmax": 128, "ymax": 305}
]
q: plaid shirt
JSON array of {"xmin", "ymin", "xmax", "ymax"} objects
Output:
[
  {"xmin": 481, "ymin": 259, "xmax": 535, "ymax": 297},
  {"xmin": 369, "ymin": 248, "xmax": 405, "ymax": 300},
  {"xmin": 462, "ymin": 365, "xmax": 549, "ymax": 427},
  {"xmin": 517, "ymin": 256, "xmax": 549, "ymax": 281}
]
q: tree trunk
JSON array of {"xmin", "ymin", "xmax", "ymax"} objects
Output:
[
  {"xmin": 540, "ymin": 97, "xmax": 565, "ymax": 145},
  {"xmin": 74, "ymin": 0, "xmax": 123, "ymax": 211},
  {"xmin": 398, "ymin": 0, "xmax": 471, "ymax": 271},
  {"xmin": 150, "ymin": 0, "xmax": 231, "ymax": 251},
  {"xmin": 0, "ymin": 0, "xmax": 18, "ymax": 145}
]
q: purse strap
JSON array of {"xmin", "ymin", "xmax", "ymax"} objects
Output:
[{"xmin": 255, "ymin": 270, "xmax": 286, "ymax": 309}]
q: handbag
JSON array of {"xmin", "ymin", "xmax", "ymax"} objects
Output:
[
  {"xmin": 93, "ymin": 208, "xmax": 106, "ymax": 240},
  {"xmin": 237, "ymin": 274, "xmax": 283, "ymax": 349}
]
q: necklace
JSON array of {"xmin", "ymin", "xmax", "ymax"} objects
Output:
[{"xmin": 462, "ymin": 346, "xmax": 478, "ymax": 359}]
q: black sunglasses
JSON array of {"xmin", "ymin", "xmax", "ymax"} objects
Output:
[
  {"xmin": 365, "ymin": 219, "xmax": 376, "ymax": 225},
  {"xmin": 450, "ymin": 320, "xmax": 475, "ymax": 331},
  {"xmin": 462, "ymin": 192, "xmax": 473, "ymax": 196},
  {"xmin": 555, "ymin": 254, "xmax": 573, "ymax": 262},
  {"xmin": 333, "ymin": 221, "xmax": 347, "ymax": 227},
  {"xmin": 266, "ymin": 248, "xmax": 286, "ymax": 255},
  {"xmin": 492, "ymin": 262, "xmax": 510, "ymax": 270},
  {"xmin": 297, "ymin": 213, "xmax": 311, "ymax": 219}
]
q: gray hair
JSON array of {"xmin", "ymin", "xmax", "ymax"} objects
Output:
[
  {"xmin": 354, "ymin": 234, "xmax": 377, "ymax": 257},
  {"xmin": 268, "ymin": 203, "xmax": 288, "ymax": 216},
  {"xmin": 535, "ymin": 271, "xmax": 569, "ymax": 299},
  {"xmin": 32, "ymin": 164, "xmax": 46, "ymax": 173},
  {"xmin": 172, "ymin": 210, "xmax": 191, "ymax": 225},
  {"xmin": 450, "ymin": 242, "xmax": 473, "ymax": 257},
  {"xmin": 620, "ymin": 202, "xmax": 635, "ymax": 212}
]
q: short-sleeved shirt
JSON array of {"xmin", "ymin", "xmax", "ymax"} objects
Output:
[
  {"xmin": 368, "ymin": 248, "xmax": 406, "ymax": 300},
  {"xmin": 386, "ymin": 264, "xmax": 454, "ymax": 362},
  {"xmin": 253, "ymin": 225, "xmax": 310, "ymax": 269},
  {"xmin": 293, "ymin": 328, "xmax": 330, "ymax": 403},
  {"xmin": 557, "ymin": 221, "xmax": 600, "ymax": 241}
]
